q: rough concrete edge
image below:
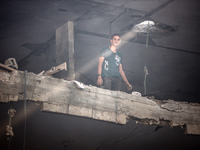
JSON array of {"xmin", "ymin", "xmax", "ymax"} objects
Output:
[{"xmin": 41, "ymin": 102, "xmax": 127, "ymax": 124}]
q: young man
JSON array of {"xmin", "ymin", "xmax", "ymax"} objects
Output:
[{"xmin": 97, "ymin": 33, "xmax": 132, "ymax": 91}]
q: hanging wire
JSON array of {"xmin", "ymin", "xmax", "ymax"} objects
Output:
[
  {"xmin": 6, "ymin": 102, "xmax": 16, "ymax": 150},
  {"xmin": 144, "ymin": 21, "xmax": 150, "ymax": 95},
  {"xmin": 7, "ymin": 103, "xmax": 12, "ymax": 150},
  {"xmin": 8, "ymin": 105, "xmax": 12, "ymax": 150},
  {"xmin": 144, "ymin": 66, "xmax": 148, "ymax": 95},
  {"xmin": 146, "ymin": 21, "xmax": 150, "ymax": 48},
  {"xmin": 23, "ymin": 70, "xmax": 27, "ymax": 150}
]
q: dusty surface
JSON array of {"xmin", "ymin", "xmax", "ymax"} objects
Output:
[{"xmin": 1, "ymin": 69, "xmax": 200, "ymax": 135}]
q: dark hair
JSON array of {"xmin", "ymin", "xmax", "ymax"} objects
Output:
[{"xmin": 110, "ymin": 33, "xmax": 121, "ymax": 39}]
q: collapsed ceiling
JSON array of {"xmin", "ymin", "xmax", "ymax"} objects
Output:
[
  {"xmin": 1, "ymin": 0, "xmax": 200, "ymax": 102},
  {"xmin": 0, "ymin": 0, "xmax": 200, "ymax": 149}
]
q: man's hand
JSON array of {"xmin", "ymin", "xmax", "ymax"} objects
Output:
[
  {"xmin": 97, "ymin": 76, "xmax": 103, "ymax": 86},
  {"xmin": 126, "ymin": 83, "xmax": 132, "ymax": 90}
]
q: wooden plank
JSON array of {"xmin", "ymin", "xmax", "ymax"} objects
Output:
[
  {"xmin": 41, "ymin": 62, "xmax": 67, "ymax": 76},
  {"xmin": 0, "ymin": 63, "xmax": 17, "ymax": 72}
]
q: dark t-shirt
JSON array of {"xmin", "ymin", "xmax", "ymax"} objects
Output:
[{"xmin": 100, "ymin": 47, "xmax": 122, "ymax": 79}]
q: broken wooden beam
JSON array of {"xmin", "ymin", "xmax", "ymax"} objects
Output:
[
  {"xmin": 39, "ymin": 62, "xmax": 67, "ymax": 76},
  {"xmin": 0, "ymin": 69, "xmax": 200, "ymax": 135},
  {"xmin": 0, "ymin": 63, "xmax": 17, "ymax": 72}
]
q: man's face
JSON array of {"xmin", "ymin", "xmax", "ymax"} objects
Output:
[{"xmin": 110, "ymin": 35, "xmax": 121, "ymax": 47}]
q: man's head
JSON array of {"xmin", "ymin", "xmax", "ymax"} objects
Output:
[
  {"xmin": 111, "ymin": 33, "xmax": 121, "ymax": 39},
  {"xmin": 110, "ymin": 33, "xmax": 121, "ymax": 48}
]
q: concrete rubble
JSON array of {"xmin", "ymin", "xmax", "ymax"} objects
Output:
[{"xmin": 0, "ymin": 68, "xmax": 200, "ymax": 135}]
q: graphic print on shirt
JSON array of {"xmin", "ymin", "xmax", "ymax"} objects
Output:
[
  {"xmin": 104, "ymin": 60, "xmax": 109, "ymax": 70},
  {"xmin": 115, "ymin": 55, "xmax": 121, "ymax": 66}
]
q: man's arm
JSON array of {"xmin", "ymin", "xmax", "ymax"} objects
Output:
[
  {"xmin": 119, "ymin": 64, "xmax": 132, "ymax": 90},
  {"xmin": 97, "ymin": 57, "xmax": 104, "ymax": 86}
]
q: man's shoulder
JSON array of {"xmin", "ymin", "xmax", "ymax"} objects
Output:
[
  {"xmin": 100, "ymin": 47, "xmax": 110, "ymax": 53},
  {"xmin": 100, "ymin": 47, "xmax": 111, "ymax": 57}
]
